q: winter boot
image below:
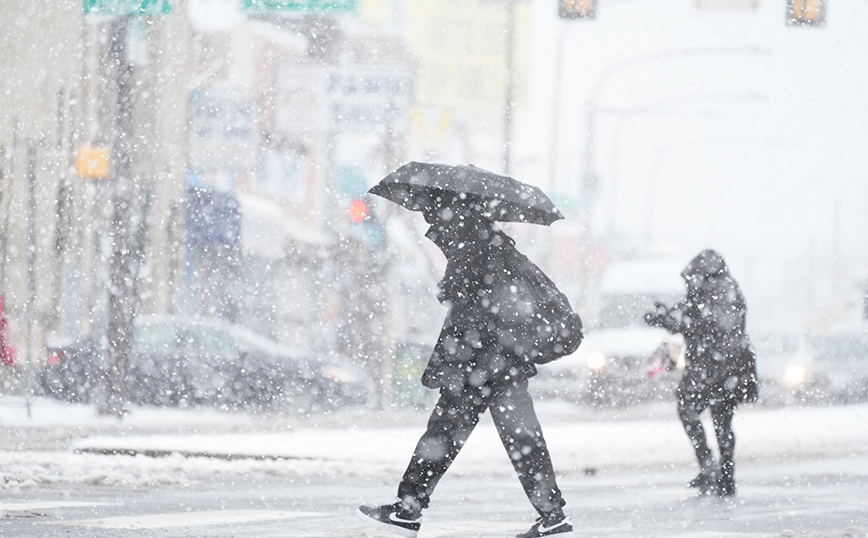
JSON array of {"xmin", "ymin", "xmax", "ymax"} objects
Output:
[
  {"xmin": 516, "ymin": 510, "xmax": 573, "ymax": 538},
  {"xmin": 356, "ymin": 502, "xmax": 421, "ymax": 538},
  {"xmin": 717, "ymin": 458, "xmax": 736, "ymax": 497},
  {"xmin": 688, "ymin": 464, "xmax": 719, "ymax": 496}
]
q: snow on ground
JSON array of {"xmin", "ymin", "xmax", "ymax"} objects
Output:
[{"xmin": 1, "ymin": 396, "xmax": 866, "ymax": 492}]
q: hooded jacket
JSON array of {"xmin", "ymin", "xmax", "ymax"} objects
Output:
[
  {"xmin": 653, "ymin": 250, "xmax": 758, "ymax": 402},
  {"xmin": 420, "ymin": 220, "xmax": 547, "ymax": 390}
]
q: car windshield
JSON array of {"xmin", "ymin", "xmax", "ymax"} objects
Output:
[
  {"xmin": 183, "ymin": 326, "xmax": 242, "ymax": 355},
  {"xmin": 226, "ymin": 326, "xmax": 289, "ymax": 356},
  {"xmin": 812, "ymin": 331, "xmax": 868, "ymax": 363},
  {"xmin": 132, "ymin": 323, "xmax": 180, "ymax": 354},
  {"xmin": 597, "ymin": 293, "xmax": 682, "ymax": 330},
  {"xmin": 752, "ymin": 334, "xmax": 801, "ymax": 357}
]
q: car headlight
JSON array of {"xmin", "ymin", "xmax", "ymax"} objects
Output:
[
  {"xmin": 784, "ymin": 365, "xmax": 807, "ymax": 385},
  {"xmin": 674, "ymin": 349, "xmax": 686, "ymax": 369},
  {"xmin": 587, "ymin": 351, "xmax": 606, "ymax": 371}
]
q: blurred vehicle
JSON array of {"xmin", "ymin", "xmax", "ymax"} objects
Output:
[
  {"xmin": 40, "ymin": 316, "xmax": 373, "ymax": 411},
  {"xmin": 389, "ymin": 341, "xmax": 436, "ymax": 409},
  {"xmin": 537, "ymin": 259, "xmax": 686, "ymax": 407},
  {"xmin": 0, "ymin": 294, "xmax": 15, "ymax": 366},
  {"xmin": 810, "ymin": 323, "xmax": 868, "ymax": 403},
  {"xmin": 752, "ymin": 332, "xmax": 819, "ymax": 405}
]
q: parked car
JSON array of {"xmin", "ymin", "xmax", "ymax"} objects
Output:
[
  {"xmin": 0, "ymin": 294, "xmax": 15, "ymax": 366},
  {"xmin": 810, "ymin": 323, "xmax": 868, "ymax": 403},
  {"xmin": 753, "ymin": 323, "xmax": 868, "ymax": 406},
  {"xmin": 535, "ymin": 259, "xmax": 686, "ymax": 407},
  {"xmin": 40, "ymin": 316, "xmax": 373, "ymax": 411},
  {"xmin": 752, "ymin": 332, "xmax": 819, "ymax": 405}
]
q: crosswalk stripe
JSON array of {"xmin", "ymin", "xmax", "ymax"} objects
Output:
[
  {"xmin": 0, "ymin": 501, "xmax": 113, "ymax": 511},
  {"xmin": 414, "ymin": 521, "xmax": 526, "ymax": 537},
  {"xmin": 58, "ymin": 509, "xmax": 325, "ymax": 529}
]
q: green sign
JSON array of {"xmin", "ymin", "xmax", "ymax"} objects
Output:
[
  {"xmin": 241, "ymin": 0, "xmax": 358, "ymax": 13},
  {"xmin": 83, "ymin": 0, "xmax": 172, "ymax": 15}
]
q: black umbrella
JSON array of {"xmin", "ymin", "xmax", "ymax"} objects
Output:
[{"xmin": 368, "ymin": 162, "xmax": 564, "ymax": 226}]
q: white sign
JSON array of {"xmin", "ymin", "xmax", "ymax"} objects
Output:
[
  {"xmin": 275, "ymin": 63, "xmax": 412, "ymax": 134},
  {"xmin": 189, "ymin": 87, "xmax": 259, "ymax": 172},
  {"xmin": 327, "ymin": 66, "xmax": 413, "ymax": 131},
  {"xmin": 275, "ymin": 64, "xmax": 329, "ymax": 133}
]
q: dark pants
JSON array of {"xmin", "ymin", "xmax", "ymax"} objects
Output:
[
  {"xmin": 397, "ymin": 377, "xmax": 565, "ymax": 516},
  {"xmin": 676, "ymin": 378, "xmax": 737, "ymax": 479}
]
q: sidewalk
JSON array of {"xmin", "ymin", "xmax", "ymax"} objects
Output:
[
  {"xmin": 71, "ymin": 401, "xmax": 868, "ymax": 473},
  {"xmin": 2, "ymin": 396, "xmax": 867, "ymax": 491}
]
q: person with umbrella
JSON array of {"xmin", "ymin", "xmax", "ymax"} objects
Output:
[
  {"xmin": 644, "ymin": 249, "xmax": 758, "ymax": 497},
  {"xmin": 357, "ymin": 163, "xmax": 582, "ymax": 538}
]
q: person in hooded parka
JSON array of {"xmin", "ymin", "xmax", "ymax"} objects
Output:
[
  {"xmin": 644, "ymin": 249, "xmax": 758, "ymax": 497},
  {"xmin": 357, "ymin": 203, "xmax": 576, "ymax": 538}
]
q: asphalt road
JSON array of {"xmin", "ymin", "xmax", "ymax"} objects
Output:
[{"xmin": 2, "ymin": 455, "xmax": 866, "ymax": 538}]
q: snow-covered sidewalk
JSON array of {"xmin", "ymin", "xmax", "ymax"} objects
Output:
[
  {"xmin": 69, "ymin": 402, "xmax": 868, "ymax": 473},
  {"xmin": 2, "ymin": 396, "xmax": 866, "ymax": 491}
]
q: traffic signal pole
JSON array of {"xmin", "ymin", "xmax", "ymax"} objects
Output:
[{"xmin": 101, "ymin": 17, "xmax": 136, "ymax": 418}]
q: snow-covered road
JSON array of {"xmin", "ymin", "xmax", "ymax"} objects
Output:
[{"xmin": 1, "ymin": 397, "xmax": 866, "ymax": 537}]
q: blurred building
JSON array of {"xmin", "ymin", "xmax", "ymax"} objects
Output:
[
  {"xmin": 403, "ymin": 0, "xmax": 531, "ymax": 168},
  {"xmin": 0, "ymin": 0, "xmax": 542, "ymax": 407},
  {"xmin": 0, "ymin": 0, "xmax": 190, "ymax": 376},
  {"xmin": 0, "ymin": 0, "xmax": 441, "ymax": 398}
]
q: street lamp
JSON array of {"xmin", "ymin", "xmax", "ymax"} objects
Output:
[
  {"xmin": 583, "ymin": 46, "xmax": 771, "ymax": 196},
  {"xmin": 600, "ymin": 91, "xmax": 768, "ymax": 235},
  {"xmin": 642, "ymin": 136, "xmax": 795, "ymax": 244},
  {"xmin": 557, "ymin": 46, "xmax": 770, "ymax": 308}
]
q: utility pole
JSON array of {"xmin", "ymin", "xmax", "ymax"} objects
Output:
[
  {"xmin": 503, "ymin": 0, "xmax": 515, "ymax": 176},
  {"xmin": 0, "ymin": 119, "xmax": 18, "ymax": 307},
  {"xmin": 101, "ymin": 17, "xmax": 136, "ymax": 418},
  {"xmin": 25, "ymin": 140, "xmax": 37, "ymax": 418}
]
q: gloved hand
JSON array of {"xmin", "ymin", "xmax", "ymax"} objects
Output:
[
  {"xmin": 643, "ymin": 312, "xmax": 663, "ymax": 327},
  {"xmin": 644, "ymin": 302, "xmax": 672, "ymax": 328}
]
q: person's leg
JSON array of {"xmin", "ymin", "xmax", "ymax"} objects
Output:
[
  {"xmin": 677, "ymin": 381, "xmax": 714, "ymax": 472},
  {"xmin": 711, "ymin": 397, "xmax": 737, "ymax": 496},
  {"xmin": 396, "ymin": 383, "xmax": 487, "ymax": 514},
  {"xmin": 489, "ymin": 378, "xmax": 566, "ymax": 517}
]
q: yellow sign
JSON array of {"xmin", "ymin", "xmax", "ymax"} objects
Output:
[
  {"xmin": 410, "ymin": 107, "xmax": 452, "ymax": 142},
  {"xmin": 789, "ymin": 0, "xmax": 825, "ymax": 25},
  {"xmin": 76, "ymin": 146, "xmax": 110, "ymax": 179},
  {"xmin": 559, "ymin": 0, "xmax": 597, "ymax": 19},
  {"xmin": 407, "ymin": 0, "xmax": 530, "ymax": 111}
]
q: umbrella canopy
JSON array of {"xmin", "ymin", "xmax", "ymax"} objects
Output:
[{"xmin": 369, "ymin": 162, "xmax": 564, "ymax": 226}]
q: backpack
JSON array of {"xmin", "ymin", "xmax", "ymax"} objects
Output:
[
  {"xmin": 728, "ymin": 343, "xmax": 759, "ymax": 403},
  {"xmin": 514, "ymin": 254, "xmax": 584, "ymax": 365}
]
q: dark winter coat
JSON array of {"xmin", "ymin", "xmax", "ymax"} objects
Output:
[
  {"xmin": 421, "ymin": 225, "xmax": 550, "ymax": 390},
  {"xmin": 648, "ymin": 250, "xmax": 758, "ymax": 403}
]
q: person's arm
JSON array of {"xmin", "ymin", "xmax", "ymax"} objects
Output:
[{"xmin": 644, "ymin": 300, "xmax": 689, "ymax": 335}]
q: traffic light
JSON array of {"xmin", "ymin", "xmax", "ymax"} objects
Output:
[
  {"xmin": 348, "ymin": 198, "xmax": 385, "ymax": 249},
  {"xmin": 349, "ymin": 198, "xmax": 368, "ymax": 224},
  {"xmin": 559, "ymin": 0, "xmax": 597, "ymax": 19},
  {"xmin": 787, "ymin": 0, "xmax": 825, "ymax": 26}
]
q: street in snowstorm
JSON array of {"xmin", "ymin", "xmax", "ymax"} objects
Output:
[
  {"xmin": 3, "ymin": 1, "xmax": 868, "ymax": 538},
  {"xmin": 1, "ymin": 397, "xmax": 867, "ymax": 537},
  {"xmin": 2, "ymin": 460, "xmax": 867, "ymax": 538}
]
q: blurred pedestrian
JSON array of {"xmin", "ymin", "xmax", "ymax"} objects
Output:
[
  {"xmin": 644, "ymin": 249, "xmax": 758, "ymax": 497},
  {"xmin": 357, "ymin": 200, "xmax": 582, "ymax": 538}
]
